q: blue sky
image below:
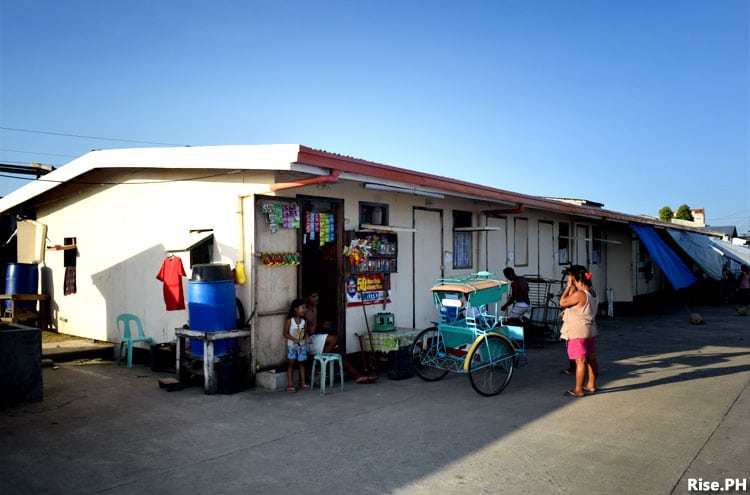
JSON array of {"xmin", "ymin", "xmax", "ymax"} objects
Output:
[{"xmin": 1, "ymin": 1, "xmax": 748, "ymax": 233}]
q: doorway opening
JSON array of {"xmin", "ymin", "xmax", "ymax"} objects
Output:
[{"xmin": 298, "ymin": 196, "xmax": 344, "ymax": 347}]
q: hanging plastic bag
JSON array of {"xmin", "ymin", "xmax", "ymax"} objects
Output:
[{"xmin": 235, "ymin": 260, "xmax": 247, "ymax": 285}]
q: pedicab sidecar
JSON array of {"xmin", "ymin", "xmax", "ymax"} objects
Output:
[{"xmin": 410, "ymin": 272, "xmax": 526, "ymax": 396}]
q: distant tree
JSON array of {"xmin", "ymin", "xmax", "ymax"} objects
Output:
[
  {"xmin": 675, "ymin": 204, "xmax": 694, "ymax": 221},
  {"xmin": 659, "ymin": 206, "xmax": 674, "ymax": 222}
]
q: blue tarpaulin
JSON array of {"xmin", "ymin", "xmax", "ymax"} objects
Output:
[{"xmin": 630, "ymin": 224, "xmax": 698, "ymax": 290}]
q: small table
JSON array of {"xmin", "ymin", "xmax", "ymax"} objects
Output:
[
  {"xmin": 357, "ymin": 327, "xmax": 421, "ymax": 353},
  {"xmin": 0, "ymin": 294, "xmax": 50, "ymax": 332},
  {"xmin": 174, "ymin": 328, "xmax": 251, "ymax": 394}
]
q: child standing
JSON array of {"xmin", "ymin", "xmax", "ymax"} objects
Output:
[{"xmin": 283, "ymin": 298, "xmax": 311, "ymax": 392}]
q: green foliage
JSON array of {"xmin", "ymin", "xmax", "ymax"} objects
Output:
[
  {"xmin": 659, "ymin": 206, "xmax": 674, "ymax": 222},
  {"xmin": 675, "ymin": 204, "xmax": 694, "ymax": 221}
]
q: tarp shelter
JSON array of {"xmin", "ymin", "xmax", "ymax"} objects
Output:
[
  {"xmin": 666, "ymin": 229, "xmax": 724, "ymax": 280},
  {"xmin": 630, "ymin": 224, "xmax": 698, "ymax": 290},
  {"xmin": 709, "ymin": 239, "xmax": 750, "ymax": 267}
]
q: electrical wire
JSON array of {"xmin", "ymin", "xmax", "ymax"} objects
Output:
[
  {"xmin": 0, "ymin": 126, "xmax": 188, "ymax": 147},
  {"xmin": 0, "ymin": 160, "xmax": 60, "ymax": 167},
  {"xmin": 0, "ymin": 148, "xmax": 77, "ymax": 158}
]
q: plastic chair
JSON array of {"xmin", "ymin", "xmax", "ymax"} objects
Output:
[
  {"xmin": 310, "ymin": 353, "xmax": 344, "ymax": 396},
  {"xmin": 116, "ymin": 313, "xmax": 153, "ymax": 368}
]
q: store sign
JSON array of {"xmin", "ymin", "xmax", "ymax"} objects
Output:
[{"xmin": 345, "ymin": 274, "xmax": 391, "ymax": 307}]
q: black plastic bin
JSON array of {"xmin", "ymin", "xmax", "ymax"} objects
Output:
[
  {"xmin": 387, "ymin": 348, "xmax": 414, "ymax": 380},
  {"xmin": 150, "ymin": 343, "xmax": 177, "ymax": 373},
  {"xmin": 215, "ymin": 357, "xmax": 247, "ymax": 394}
]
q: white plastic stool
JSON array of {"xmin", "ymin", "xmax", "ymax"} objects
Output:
[{"xmin": 311, "ymin": 353, "xmax": 344, "ymax": 395}]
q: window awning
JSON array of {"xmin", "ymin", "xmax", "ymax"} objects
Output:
[
  {"xmin": 629, "ymin": 224, "xmax": 697, "ymax": 290},
  {"xmin": 164, "ymin": 230, "xmax": 214, "ymax": 252},
  {"xmin": 666, "ymin": 229, "xmax": 724, "ymax": 280},
  {"xmin": 359, "ymin": 224, "xmax": 417, "ymax": 233}
]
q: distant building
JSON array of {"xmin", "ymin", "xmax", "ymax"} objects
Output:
[
  {"xmin": 690, "ymin": 208, "xmax": 705, "ymax": 226},
  {"xmin": 672, "ymin": 208, "xmax": 706, "ymax": 227}
]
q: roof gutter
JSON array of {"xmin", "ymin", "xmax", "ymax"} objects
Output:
[{"xmin": 482, "ymin": 205, "xmax": 525, "ymax": 216}]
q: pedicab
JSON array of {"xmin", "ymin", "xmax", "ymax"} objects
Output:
[{"xmin": 410, "ymin": 272, "xmax": 526, "ymax": 396}]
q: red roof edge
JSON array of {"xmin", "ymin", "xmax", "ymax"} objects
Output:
[{"xmin": 296, "ymin": 146, "xmax": 667, "ymax": 226}]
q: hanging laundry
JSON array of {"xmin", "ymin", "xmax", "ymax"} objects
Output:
[
  {"xmin": 156, "ymin": 256, "xmax": 186, "ymax": 311},
  {"xmin": 64, "ymin": 266, "xmax": 77, "ymax": 295}
]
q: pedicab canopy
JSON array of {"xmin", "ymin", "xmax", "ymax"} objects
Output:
[{"xmin": 430, "ymin": 272, "xmax": 509, "ymax": 309}]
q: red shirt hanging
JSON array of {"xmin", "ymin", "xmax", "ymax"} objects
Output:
[{"xmin": 156, "ymin": 256, "xmax": 187, "ymax": 311}]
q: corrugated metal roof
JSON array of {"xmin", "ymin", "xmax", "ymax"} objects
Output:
[{"xmin": 0, "ymin": 143, "xmax": 724, "ymax": 235}]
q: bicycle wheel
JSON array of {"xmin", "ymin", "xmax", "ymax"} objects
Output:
[
  {"xmin": 410, "ymin": 327, "xmax": 449, "ymax": 381},
  {"xmin": 468, "ymin": 334, "xmax": 514, "ymax": 396}
]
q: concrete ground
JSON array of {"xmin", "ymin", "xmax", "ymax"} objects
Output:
[{"xmin": 1, "ymin": 304, "xmax": 748, "ymax": 495}]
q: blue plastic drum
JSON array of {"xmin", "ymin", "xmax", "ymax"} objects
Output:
[
  {"xmin": 187, "ymin": 279, "xmax": 237, "ymax": 357},
  {"xmin": 4, "ymin": 263, "xmax": 39, "ymax": 310}
]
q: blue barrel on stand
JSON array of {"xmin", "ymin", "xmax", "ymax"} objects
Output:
[
  {"xmin": 4, "ymin": 263, "xmax": 39, "ymax": 310},
  {"xmin": 187, "ymin": 263, "xmax": 237, "ymax": 357}
]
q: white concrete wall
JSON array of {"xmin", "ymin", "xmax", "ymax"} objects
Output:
[{"xmin": 37, "ymin": 170, "xmax": 270, "ymax": 344}]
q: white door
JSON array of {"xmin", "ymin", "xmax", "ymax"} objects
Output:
[
  {"xmin": 538, "ymin": 221, "xmax": 554, "ymax": 279},
  {"xmin": 485, "ymin": 217, "xmax": 507, "ymax": 277},
  {"xmin": 590, "ymin": 228, "xmax": 607, "ymax": 300},
  {"xmin": 575, "ymin": 225, "xmax": 590, "ymax": 266},
  {"xmin": 413, "ymin": 208, "xmax": 443, "ymax": 329}
]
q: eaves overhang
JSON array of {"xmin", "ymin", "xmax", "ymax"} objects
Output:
[
  {"xmin": 0, "ymin": 144, "xmax": 302, "ymax": 214},
  {"xmin": 0, "ymin": 143, "xmax": 718, "ymax": 236},
  {"xmin": 294, "ymin": 146, "xmax": 693, "ymax": 231}
]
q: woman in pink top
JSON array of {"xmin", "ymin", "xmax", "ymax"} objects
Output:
[{"xmin": 559, "ymin": 266, "xmax": 599, "ymax": 397}]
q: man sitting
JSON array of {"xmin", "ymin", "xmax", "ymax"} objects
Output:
[
  {"xmin": 500, "ymin": 267, "xmax": 533, "ymax": 345},
  {"xmin": 304, "ymin": 290, "xmax": 376, "ymax": 384}
]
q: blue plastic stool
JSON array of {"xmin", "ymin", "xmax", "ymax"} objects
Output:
[{"xmin": 310, "ymin": 353, "xmax": 344, "ymax": 396}]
